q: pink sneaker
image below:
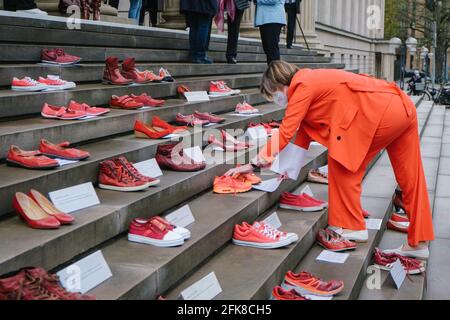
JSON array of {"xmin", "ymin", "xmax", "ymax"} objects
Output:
[
  {"xmin": 11, "ymin": 77, "xmax": 48, "ymax": 92},
  {"xmin": 235, "ymin": 101, "xmax": 259, "ymax": 114},
  {"xmin": 68, "ymin": 100, "xmax": 110, "ymax": 116},
  {"xmin": 279, "ymin": 192, "xmax": 325, "ymax": 212},
  {"xmin": 209, "ymin": 81, "xmax": 235, "ymax": 96},
  {"xmin": 38, "ymin": 75, "xmax": 76, "ymax": 90}
]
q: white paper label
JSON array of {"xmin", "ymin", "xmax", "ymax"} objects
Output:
[
  {"xmin": 316, "ymin": 250, "xmax": 349, "ymax": 264},
  {"xmin": 184, "ymin": 146, "xmax": 206, "ymax": 164},
  {"xmin": 365, "ymin": 218, "xmax": 383, "ymax": 230},
  {"xmin": 389, "ymin": 259, "xmax": 406, "ymax": 289},
  {"xmin": 270, "ymin": 143, "xmax": 307, "ymax": 180},
  {"xmin": 300, "ymin": 185, "xmax": 314, "ymax": 197},
  {"xmin": 49, "ymin": 182, "xmax": 100, "ymax": 214},
  {"xmin": 246, "ymin": 126, "xmax": 268, "ymax": 141},
  {"xmin": 165, "ymin": 204, "xmax": 195, "ymax": 228},
  {"xmin": 180, "ymin": 272, "xmax": 222, "ymax": 300},
  {"xmin": 57, "ymin": 250, "xmax": 112, "ymax": 294},
  {"xmin": 263, "ymin": 212, "xmax": 282, "ymax": 229},
  {"xmin": 252, "ymin": 177, "xmax": 283, "ymax": 192},
  {"xmin": 184, "ymin": 91, "xmax": 210, "ymax": 102},
  {"xmin": 212, "ymin": 146, "xmax": 225, "ymax": 152},
  {"xmin": 133, "ymin": 158, "xmax": 163, "ymax": 178},
  {"xmin": 55, "ymin": 158, "xmax": 79, "ymax": 167},
  {"xmin": 318, "ymin": 165, "xmax": 328, "ymax": 173}
]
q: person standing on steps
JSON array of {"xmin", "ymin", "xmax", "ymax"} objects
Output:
[
  {"xmin": 4, "ymin": 0, "xmax": 47, "ymax": 15},
  {"xmin": 254, "ymin": 0, "xmax": 286, "ymax": 64},
  {"xmin": 181, "ymin": 0, "xmax": 218, "ymax": 64},
  {"xmin": 129, "ymin": 0, "xmax": 143, "ymax": 24},
  {"xmin": 284, "ymin": 0, "xmax": 301, "ymax": 49},
  {"xmin": 225, "ymin": 61, "xmax": 435, "ymax": 259},
  {"xmin": 139, "ymin": 0, "xmax": 159, "ymax": 26}
]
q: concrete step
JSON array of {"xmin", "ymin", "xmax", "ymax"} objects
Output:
[
  {"xmin": 0, "ymin": 103, "xmax": 286, "ymax": 274},
  {"xmin": 0, "ymin": 62, "xmax": 344, "ymax": 87},
  {"xmin": 0, "ymin": 88, "xmax": 265, "ymax": 160},
  {"xmin": 82, "ymin": 146, "xmax": 328, "ymax": 300}
]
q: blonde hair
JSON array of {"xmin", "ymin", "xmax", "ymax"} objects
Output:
[{"xmin": 260, "ymin": 60, "xmax": 300, "ymax": 99}]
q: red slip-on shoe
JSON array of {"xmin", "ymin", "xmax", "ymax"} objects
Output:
[
  {"xmin": 152, "ymin": 116, "xmax": 188, "ymax": 133},
  {"xmin": 98, "ymin": 160, "xmax": 150, "ymax": 192},
  {"xmin": 175, "ymin": 113, "xmax": 209, "ymax": 127},
  {"xmin": 387, "ymin": 212, "xmax": 409, "ymax": 233},
  {"xmin": 39, "ymin": 139, "xmax": 90, "ymax": 161},
  {"xmin": 7, "ymin": 145, "xmax": 59, "ymax": 170},
  {"xmin": 373, "ymin": 248, "xmax": 425, "ymax": 275},
  {"xmin": 279, "ymin": 193, "xmax": 324, "ymax": 212},
  {"xmin": 193, "ymin": 110, "xmax": 225, "ymax": 123},
  {"xmin": 282, "ymin": 271, "xmax": 344, "ymax": 297},
  {"xmin": 121, "ymin": 57, "xmax": 151, "ymax": 84},
  {"xmin": 114, "ymin": 156, "xmax": 160, "ymax": 186},
  {"xmin": 281, "ymin": 192, "xmax": 328, "ymax": 208},
  {"xmin": 159, "ymin": 67, "xmax": 174, "ymax": 82},
  {"xmin": 110, "ymin": 95, "xmax": 144, "ymax": 110},
  {"xmin": 232, "ymin": 223, "xmax": 292, "ymax": 249},
  {"xmin": 128, "ymin": 218, "xmax": 184, "ymax": 247},
  {"xmin": 131, "ymin": 93, "xmax": 165, "ymax": 107},
  {"xmin": 41, "ymin": 103, "xmax": 87, "ymax": 120},
  {"xmin": 271, "ymin": 286, "xmax": 309, "ymax": 300},
  {"xmin": 41, "ymin": 48, "xmax": 82, "ymax": 65},
  {"xmin": 316, "ymin": 229, "xmax": 357, "ymax": 252},
  {"xmin": 68, "ymin": 100, "xmax": 110, "ymax": 116},
  {"xmin": 102, "ymin": 56, "xmax": 133, "ymax": 85},
  {"xmin": 134, "ymin": 120, "xmax": 173, "ymax": 139},
  {"xmin": 28, "ymin": 189, "xmax": 74, "ymax": 225},
  {"xmin": 12, "ymin": 192, "xmax": 61, "ymax": 229}
]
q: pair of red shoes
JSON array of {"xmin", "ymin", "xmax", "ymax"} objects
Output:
[
  {"xmin": 110, "ymin": 93, "xmax": 164, "ymax": 110},
  {"xmin": 13, "ymin": 189, "xmax": 74, "ymax": 229},
  {"xmin": 175, "ymin": 112, "xmax": 225, "ymax": 126},
  {"xmin": 7, "ymin": 140, "xmax": 90, "ymax": 169},
  {"xmin": 281, "ymin": 271, "xmax": 344, "ymax": 297},
  {"xmin": 103, "ymin": 57, "xmax": 159, "ymax": 85},
  {"xmin": 316, "ymin": 228, "xmax": 357, "ymax": 252},
  {"xmin": 279, "ymin": 192, "xmax": 328, "ymax": 212},
  {"xmin": 373, "ymin": 248, "xmax": 425, "ymax": 275},
  {"xmin": 98, "ymin": 157, "xmax": 160, "ymax": 192},
  {"xmin": 41, "ymin": 48, "xmax": 82, "ymax": 65},
  {"xmin": 42, "ymin": 101, "xmax": 110, "ymax": 120},
  {"xmin": 134, "ymin": 116, "xmax": 188, "ymax": 139},
  {"xmin": 155, "ymin": 142, "xmax": 206, "ymax": 172},
  {"xmin": 208, "ymin": 130, "xmax": 251, "ymax": 151}
]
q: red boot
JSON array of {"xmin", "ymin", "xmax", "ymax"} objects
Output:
[
  {"xmin": 102, "ymin": 56, "xmax": 133, "ymax": 85},
  {"xmin": 121, "ymin": 57, "xmax": 150, "ymax": 84}
]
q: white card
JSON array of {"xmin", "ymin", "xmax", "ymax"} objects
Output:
[
  {"xmin": 246, "ymin": 126, "xmax": 268, "ymax": 141},
  {"xmin": 55, "ymin": 158, "xmax": 79, "ymax": 167},
  {"xmin": 263, "ymin": 212, "xmax": 282, "ymax": 229},
  {"xmin": 365, "ymin": 218, "xmax": 383, "ymax": 230},
  {"xmin": 270, "ymin": 143, "xmax": 306, "ymax": 180},
  {"xmin": 389, "ymin": 259, "xmax": 406, "ymax": 289},
  {"xmin": 165, "ymin": 204, "xmax": 195, "ymax": 228},
  {"xmin": 57, "ymin": 250, "xmax": 112, "ymax": 294},
  {"xmin": 180, "ymin": 272, "xmax": 222, "ymax": 300},
  {"xmin": 304, "ymin": 294, "xmax": 333, "ymax": 300},
  {"xmin": 162, "ymin": 133, "xmax": 182, "ymax": 139},
  {"xmin": 184, "ymin": 146, "xmax": 206, "ymax": 164},
  {"xmin": 77, "ymin": 115, "xmax": 98, "ymax": 120},
  {"xmin": 316, "ymin": 250, "xmax": 349, "ymax": 264},
  {"xmin": 310, "ymin": 141, "xmax": 322, "ymax": 147},
  {"xmin": 133, "ymin": 158, "xmax": 163, "ymax": 178},
  {"xmin": 212, "ymin": 146, "xmax": 225, "ymax": 152},
  {"xmin": 318, "ymin": 165, "xmax": 328, "ymax": 173},
  {"xmin": 300, "ymin": 185, "xmax": 314, "ymax": 197},
  {"xmin": 184, "ymin": 91, "xmax": 210, "ymax": 102},
  {"xmin": 252, "ymin": 177, "xmax": 283, "ymax": 192},
  {"xmin": 49, "ymin": 182, "xmax": 100, "ymax": 214}
]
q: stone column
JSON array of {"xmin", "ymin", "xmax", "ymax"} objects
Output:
[
  {"xmin": 240, "ymin": 3, "xmax": 259, "ymax": 37},
  {"xmin": 160, "ymin": 0, "xmax": 186, "ymax": 29},
  {"xmin": 296, "ymin": 0, "xmax": 322, "ymax": 48}
]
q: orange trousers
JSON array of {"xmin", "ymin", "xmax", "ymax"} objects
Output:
[{"xmin": 327, "ymin": 94, "xmax": 435, "ymax": 246}]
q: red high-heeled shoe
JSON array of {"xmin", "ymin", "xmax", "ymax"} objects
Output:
[
  {"xmin": 28, "ymin": 189, "xmax": 74, "ymax": 225},
  {"xmin": 12, "ymin": 192, "xmax": 61, "ymax": 229}
]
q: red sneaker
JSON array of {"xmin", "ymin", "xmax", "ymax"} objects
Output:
[
  {"xmin": 41, "ymin": 103, "xmax": 87, "ymax": 120},
  {"xmin": 68, "ymin": 100, "xmax": 110, "ymax": 116},
  {"xmin": 132, "ymin": 217, "xmax": 191, "ymax": 240},
  {"xmin": 41, "ymin": 48, "xmax": 82, "ymax": 65},
  {"xmin": 39, "ymin": 139, "xmax": 90, "ymax": 161},
  {"xmin": 114, "ymin": 156, "xmax": 160, "ymax": 186},
  {"xmin": 316, "ymin": 229, "xmax": 357, "ymax": 252},
  {"xmin": 130, "ymin": 93, "xmax": 165, "ymax": 107},
  {"xmin": 301, "ymin": 193, "xmax": 328, "ymax": 207},
  {"xmin": 28, "ymin": 189, "xmax": 75, "ymax": 225},
  {"xmin": 373, "ymin": 248, "xmax": 424, "ymax": 274},
  {"xmin": 159, "ymin": 67, "xmax": 174, "ymax": 82},
  {"xmin": 271, "ymin": 286, "xmax": 309, "ymax": 300},
  {"xmin": 98, "ymin": 159, "xmax": 150, "ymax": 192},
  {"xmin": 235, "ymin": 101, "xmax": 259, "ymax": 114},
  {"xmin": 11, "ymin": 77, "xmax": 48, "ymax": 92},
  {"xmin": 213, "ymin": 176, "xmax": 252, "ymax": 194},
  {"xmin": 209, "ymin": 80, "xmax": 234, "ymax": 96},
  {"xmin": 279, "ymin": 192, "xmax": 325, "ymax": 212},
  {"xmin": 282, "ymin": 271, "xmax": 344, "ymax": 297},
  {"xmin": 110, "ymin": 95, "xmax": 144, "ymax": 110},
  {"xmin": 102, "ymin": 56, "xmax": 133, "ymax": 85},
  {"xmin": 387, "ymin": 212, "xmax": 409, "ymax": 233},
  {"xmin": 121, "ymin": 57, "xmax": 151, "ymax": 84},
  {"xmin": 193, "ymin": 110, "xmax": 225, "ymax": 123},
  {"xmin": 136, "ymin": 69, "xmax": 163, "ymax": 82},
  {"xmin": 232, "ymin": 222, "xmax": 292, "ymax": 249},
  {"xmin": 12, "ymin": 192, "xmax": 61, "ymax": 229},
  {"xmin": 128, "ymin": 218, "xmax": 184, "ymax": 247},
  {"xmin": 175, "ymin": 113, "xmax": 210, "ymax": 126},
  {"xmin": 6, "ymin": 145, "xmax": 59, "ymax": 169},
  {"xmin": 38, "ymin": 75, "xmax": 76, "ymax": 90}
]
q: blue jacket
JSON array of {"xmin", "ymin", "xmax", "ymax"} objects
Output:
[{"xmin": 254, "ymin": 0, "xmax": 286, "ymax": 27}]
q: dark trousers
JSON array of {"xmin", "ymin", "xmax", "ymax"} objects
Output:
[
  {"xmin": 139, "ymin": 0, "xmax": 158, "ymax": 26},
  {"xmin": 186, "ymin": 12, "xmax": 213, "ymax": 61},
  {"xmin": 285, "ymin": 3, "xmax": 297, "ymax": 47},
  {"xmin": 109, "ymin": 0, "xmax": 120, "ymax": 9},
  {"xmin": 259, "ymin": 23, "xmax": 283, "ymax": 64},
  {"xmin": 226, "ymin": 9, "xmax": 244, "ymax": 60},
  {"xmin": 4, "ymin": 0, "xmax": 37, "ymax": 10}
]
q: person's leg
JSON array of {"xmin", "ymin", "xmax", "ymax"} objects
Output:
[
  {"xmin": 149, "ymin": 0, "xmax": 158, "ymax": 26},
  {"xmin": 197, "ymin": 13, "xmax": 212, "ymax": 62},
  {"xmin": 139, "ymin": 0, "xmax": 147, "ymax": 26},
  {"xmin": 8, "ymin": 0, "xmax": 37, "ymax": 10},
  {"xmin": 129, "ymin": 0, "xmax": 143, "ymax": 22},
  {"xmin": 285, "ymin": 3, "xmax": 296, "ymax": 48},
  {"xmin": 109, "ymin": 0, "xmax": 120, "ymax": 9},
  {"xmin": 226, "ymin": 9, "xmax": 244, "ymax": 62},
  {"xmin": 187, "ymin": 12, "xmax": 199, "ymax": 61},
  {"xmin": 259, "ymin": 23, "xmax": 282, "ymax": 64}
]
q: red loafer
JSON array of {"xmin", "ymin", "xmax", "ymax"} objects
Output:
[
  {"xmin": 13, "ymin": 192, "xmax": 61, "ymax": 229},
  {"xmin": 28, "ymin": 189, "xmax": 74, "ymax": 224},
  {"xmin": 6, "ymin": 145, "xmax": 59, "ymax": 169},
  {"xmin": 39, "ymin": 139, "xmax": 90, "ymax": 160}
]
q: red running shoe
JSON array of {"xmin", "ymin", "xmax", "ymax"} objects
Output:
[
  {"xmin": 6, "ymin": 145, "xmax": 59, "ymax": 169},
  {"xmin": 282, "ymin": 271, "xmax": 344, "ymax": 297},
  {"xmin": 235, "ymin": 101, "xmax": 259, "ymax": 114},
  {"xmin": 102, "ymin": 56, "xmax": 133, "ymax": 85},
  {"xmin": 271, "ymin": 286, "xmax": 309, "ymax": 300},
  {"xmin": 110, "ymin": 95, "xmax": 144, "ymax": 110},
  {"xmin": 114, "ymin": 156, "xmax": 160, "ymax": 186},
  {"xmin": 39, "ymin": 139, "xmax": 90, "ymax": 160},
  {"xmin": 130, "ymin": 93, "xmax": 165, "ymax": 107},
  {"xmin": 121, "ymin": 57, "xmax": 151, "ymax": 84},
  {"xmin": 68, "ymin": 100, "xmax": 110, "ymax": 116},
  {"xmin": 387, "ymin": 212, "xmax": 409, "ymax": 233},
  {"xmin": 128, "ymin": 217, "xmax": 184, "ymax": 247},
  {"xmin": 41, "ymin": 48, "xmax": 82, "ymax": 65},
  {"xmin": 98, "ymin": 159, "xmax": 150, "ymax": 192},
  {"xmin": 175, "ymin": 113, "xmax": 210, "ymax": 126},
  {"xmin": 193, "ymin": 110, "xmax": 225, "ymax": 123},
  {"xmin": 209, "ymin": 80, "xmax": 234, "ymax": 97},
  {"xmin": 28, "ymin": 189, "xmax": 75, "ymax": 225},
  {"xmin": 316, "ymin": 229, "xmax": 357, "ymax": 252},
  {"xmin": 279, "ymin": 192, "xmax": 325, "ymax": 212},
  {"xmin": 12, "ymin": 192, "xmax": 61, "ymax": 229},
  {"xmin": 41, "ymin": 103, "xmax": 87, "ymax": 120},
  {"xmin": 373, "ymin": 248, "xmax": 425, "ymax": 275}
]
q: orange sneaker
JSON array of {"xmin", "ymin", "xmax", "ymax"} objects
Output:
[
  {"xmin": 233, "ymin": 172, "xmax": 261, "ymax": 185},
  {"xmin": 213, "ymin": 176, "xmax": 252, "ymax": 194},
  {"xmin": 282, "ymin": 271, "xmax": 344, "ymax": 297},
  {"xmin": 232, "ymin": 222, "xmax": 293, "ymax": 249}
]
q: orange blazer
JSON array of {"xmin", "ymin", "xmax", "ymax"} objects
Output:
[{"xmin": 259, "ymin": 69, "xmax": 415, "ymax": 173}]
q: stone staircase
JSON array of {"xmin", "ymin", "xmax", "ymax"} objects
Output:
[{"xmin": 0, "ymin": 12, "xmax": 430, "ymax": 300}]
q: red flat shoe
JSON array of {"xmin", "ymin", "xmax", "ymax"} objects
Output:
[
  {"xmin": 110, "ymin": 95, "xmax": 143, "ymax": 110},
  {"xmin": 134, "ymin": 120, "xmax": 173, "ymax": 139},
  {"xmin": 175, "ymin": 113, "xmax": 209, "ymax": 127},
  {"xmin": 12, "ymin": 192, "xmax": 61, "ymax": 229},
  {"xmin": 39, "ymin": 139, "xmax": 90, "ymax": 160},
  {"xmin": 41, "ymin": 103, "xmax": 87, "ymax": 120},
  {"xmin": 194, "ymin": 110, "xmax": 225, "ymax": 123},
  {"xmin": 28, "ymin": 189, "xmax": 74, "ymax": 224},
  {"xmin": 6, "ymin": 145, "xmax": 59, "ymax": 169},
  {"xmin": 130, "ymin": 93, "xmax": 165, "ymax": 107},
  {"xmin": 68, "ymin": 100, "xmax": 110, "ymax": 116}
]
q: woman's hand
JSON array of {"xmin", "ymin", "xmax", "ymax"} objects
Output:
[{"xmin": 224, "ymin": 164, "xmax": 254, "ymax": 176}]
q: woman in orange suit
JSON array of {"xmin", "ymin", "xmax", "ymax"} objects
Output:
[{"xmin": 226, "ymin": 60, "xmax": 434, "ymax": 259}]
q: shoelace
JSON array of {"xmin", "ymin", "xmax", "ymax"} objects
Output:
[
  {"xmin": 23, "ymin": 77, "xmax": 39, "ymax": 85},
  {"xmin": 260, "ymin": 222, "xmax": 286, "ymax": 237},
  {"xmin": 254, "ymin": 224, "xmax": 279, "ymax": 240},
  {"xmin": 54, "ymin": 48, "xmax": 66, "ymax": 56},
  {"xmin": 119, "ymin": 159, "xmax": 148, "ymax": 181}
]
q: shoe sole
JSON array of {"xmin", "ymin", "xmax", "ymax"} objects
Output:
[
  {"xmin": 213, "ymin": 187, "xmax": 252, "ymax": 194},
  {"xmin": 11, "ymin": 86, "xmax": 47, "ymax": 92},
  {"xmin": 102, "ymin": 80, "xmax": 133, "ymax": 86},
  {"xmin": 128, "ymin": 234, "xmax": 184, "ymax": 247},
  {"xmin": 209, "ymin": 92, "xmax": 234, "ymax": 97},
  {"xmin": 41, "ymin": 84, "xmax": 76, "ymax": 91},
  {"xmin": 6, "ymin": 159, "xmax": 59, "ymax": 170},
  {"xmin": 41, "ymin": 113, "xmax": 88, "ymax": 120},
  {"xmin": 41, "ymin": 153, "xmax": 90, "ymax": 161},
  {"xmin": 317, "ymin": 241, "xmax": 356, "ymax": 252},
  {"xmin": 41, "ymin": 60, "xmax": 82, "ymax": 65},
  {"xmin": 281, "ymin": 282, "xmax": 343, "ymax": 297},
  {"xmin": 373, "ymin": 264, "xmax": 425, "ymax": 275},
  {"xmin": 98, "ymin": 183, "xmax": 150, "ymax": 192},
  {"xmin": 279, "ymin": 203, "xmax": 325, "ymax": 212},
  {"xmin": 232, "ymin": 238, "xmax": 293, "ymax": 249},
  {"xmin": 146, "ymin": 179, "xmax": 160, "ymax": 187}
]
